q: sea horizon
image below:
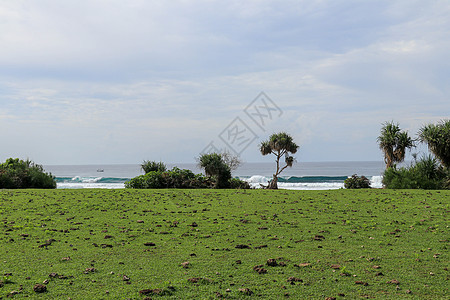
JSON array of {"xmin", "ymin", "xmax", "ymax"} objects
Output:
[{"xmin": 43, "ymin": 161, "xmax": 387, "ymax": 190}]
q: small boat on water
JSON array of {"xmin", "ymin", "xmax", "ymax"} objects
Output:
[{"xmin": 97, "ymin": 169, "xmax": 104, "ymax": 172}]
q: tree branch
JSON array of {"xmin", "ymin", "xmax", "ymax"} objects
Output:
[{"xmin": 278, "ymin": 163, "xmax": 290, "ymax": 175}]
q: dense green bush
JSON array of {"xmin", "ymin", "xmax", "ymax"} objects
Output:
[
  {"xmin": 125, "ymin": 166, "xmax": 251, "ymax": 189},
  {"xmin": 125, "ymin": 171, "xmax": 164, "ymax": 189},
  {"xmin": 229, "ymin": 178, "xmax": 251, "ymax": 189},
  {"xmin": 382, "ymin": 155, "xmax": 448, "ymax": 189},
  {"xmin": 0, "ymin": 158, "xmax": 56, "ymax": 189},
  {"xmin": 125, "ymin": 168, "xmax": 211, "ymax": 189},
  {"xmin": 162, "ymin": 167, "xmax": 210, "ymax": 189},
  {"xmin": 344, "ymin": 174, "xmax": 371, "ymax": 189}
]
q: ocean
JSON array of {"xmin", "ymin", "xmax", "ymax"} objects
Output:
[{"xmin": 44, "ymin": 161, "xmax": 385, "ymax": 190}]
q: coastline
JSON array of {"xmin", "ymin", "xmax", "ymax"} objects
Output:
[{"xmin": 44, "ymin": 161, "xmax": 385, "ymax": 190}]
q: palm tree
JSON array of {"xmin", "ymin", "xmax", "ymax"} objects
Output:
[
  {"xmin": 418, "ymin": 119, "xmax": 450, "ymax": 168},
  {"xmin": 377, "ymin": 121, "xmax": 414, "ymax": 169},
  {"xmin": 394, "ymin": 131, "xmax": 415, "ymax": 163},
  {"xmin": 260, "ymin": 132, "xmax": 299, "ymax": 189}
]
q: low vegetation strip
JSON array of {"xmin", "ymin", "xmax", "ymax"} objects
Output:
[{"xmin": 0, "ymin": 189, "xmax": 448, "ymax": 299}]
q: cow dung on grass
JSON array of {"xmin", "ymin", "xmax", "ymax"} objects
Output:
[{"xmin": 33, "ymin": 284, "xmax": 47, "ymax": 293}]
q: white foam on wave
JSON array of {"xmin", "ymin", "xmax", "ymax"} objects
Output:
[
  {"xmin": 370, "ymin": 176, "xmax": 383, "ymax": 188},
  {"xmin": 57, "ymin": 182, "xmax": 124, "ymax": 189},
  {"xmin": 246, "ymin": 175, "xmax": 269, "ymax": 184},
  {"xmin": 57, "ymin": 174, "xmax": 384, "ymax": 190},
  {"xmin": 277, "ymin": 182, "xmax": 344, "ymax": 190},
  {"xmin": 244, "ymin": 175, "xmax": 344, "ymax": 190},
  {"xmin": 244, "ymin": 175, "xmax": 383, "ymax": 190},
  {"xmin": 70, "ymin": 176, "xmax": 103, "ymax": 183}
]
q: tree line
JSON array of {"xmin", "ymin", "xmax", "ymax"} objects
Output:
[{"xmin": 1, "ymin": 120, "xmax": 448, "ymax": 190}]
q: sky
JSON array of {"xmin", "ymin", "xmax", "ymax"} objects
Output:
[{"xmin": 0, "ymin": 0, "xmax": 449, "ymax": 165}]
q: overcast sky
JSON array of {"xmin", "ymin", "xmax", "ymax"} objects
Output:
[{"xmin": 1, "ymin": 0, "xmax": 449, "ymax": 165}]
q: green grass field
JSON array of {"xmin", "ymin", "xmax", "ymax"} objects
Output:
[{"xmin": 0, "ymin": 189, "xmax": 448, "ymax": 299}]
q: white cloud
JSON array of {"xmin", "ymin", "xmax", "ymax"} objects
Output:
[{"xmin": 0, "ymin": 0, "xmax": 449, "ymax": 164}]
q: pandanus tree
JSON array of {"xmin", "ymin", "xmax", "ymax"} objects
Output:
[
  {"xmin": 377, "ymin": 121, "xmax": 414, "ymax": 169},
  {"xmin": 141, "ymin": 160, "xmax": 166, "ymax": 174},
  {"xmin": 260, "ymin": 132, "xmax": 299, "ymax": 189},
  {"xmin": 418, "ymin": 119, "xmax": 450, "ymax": 169},
  {"xmin": 198, "ymin": 153, "xmax": 231, "ymax": 188}
]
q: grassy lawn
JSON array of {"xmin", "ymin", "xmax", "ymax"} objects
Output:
[{"xmin": 0, "ymin": 189, "xmax": 448, "ymax": 299}]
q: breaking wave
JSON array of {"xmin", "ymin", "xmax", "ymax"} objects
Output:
[
  {"xmin": 242, "ymin": 175, "xmax": 383, "ymax": 190},
  {"xmin": 54, "ymin": 175, "xmax": 383, "ymax": 190}
]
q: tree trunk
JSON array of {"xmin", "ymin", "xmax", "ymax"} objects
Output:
[
  {"xmin": 385, "ymin": 156, "xmax": 393, "ymax": 169},
  {"xmin": 267, "ymin": 175, "xmax": 278, "ymax": 189}
]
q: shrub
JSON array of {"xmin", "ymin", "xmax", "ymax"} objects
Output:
[
  {"xmin": 382, "ymin": 167, "xmax": 415, "ymax": 189},
  {"xmin": 125, "ymin": 168, "xmax": 212, "ymax": 189},
  {"xmin": 229, "ymin": 178, "xmax": 251, "ymax": 189},
  {"xmin": 141, "ymin": 160, "xmax": 166, "ymax": 174},
  {"xmin": 0, "ymin": 158, "xmax": 56, "ymax": 189},
  {"xmin": 163, "ymin": 167, "xmax": 209, "ymax": 189},
  {"xmin": 344, "ymin": 174, "xmax": 371, "ymax": 189},
  {"xmin": 382, "ymin": 155, "xmax": 448, "ymax": 189},
  {"xmin": 215, "ymin": 167, "xmax": 232, "ymax": 189},
  {"xmin": 126, "ymin": 166, "xmax": 251, "ymax": 189},
  {"xmin": 125, "ymin": 171, "xmax": 164, "ymax": 189}
]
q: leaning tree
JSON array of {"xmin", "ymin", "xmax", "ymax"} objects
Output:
[
  {"xmin": 418, "ymin": 119, "xmax": 450, "ymax": 169},
  {"xmin": 260, "ymin": 132, "xmax": 299, "ymax": 189},
  {"xmin": 377, "ymin": 121, "xmax": 414, "ymax": 169}
]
